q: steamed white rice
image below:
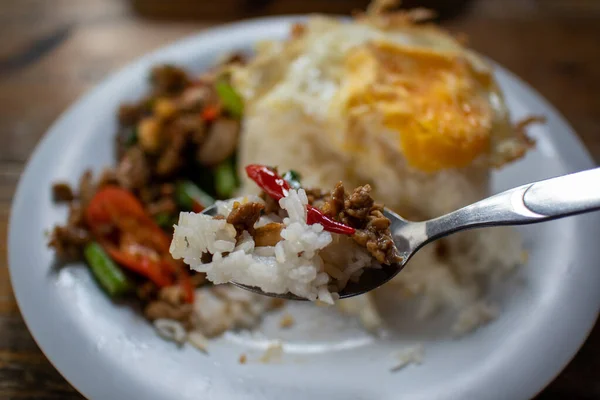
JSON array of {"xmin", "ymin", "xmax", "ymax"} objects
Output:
[{"xmin": 170, "ymin": 189, "xmax": 378, "ymax": 304}]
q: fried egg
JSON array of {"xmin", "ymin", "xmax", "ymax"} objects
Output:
[{"xmin": 233, "ymin": 15, "xmax": 531, "ymax": 174}]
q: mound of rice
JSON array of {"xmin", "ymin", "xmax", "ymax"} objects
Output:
[
  {"xmin": 229, "ymin": 13, "xmax": 532, "ymax": 331},
  {"xmin": 170, "ymin": 190, "xmax": 378, "ymax": 304}
]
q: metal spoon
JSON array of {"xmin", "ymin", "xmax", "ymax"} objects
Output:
[{"xmin": 202, "ymin": 167, "xmax": 600, "ymax": 300}]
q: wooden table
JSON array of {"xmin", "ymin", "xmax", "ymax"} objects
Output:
[{"xmin": 1, "ymin": 0, "xmax": 598, "ymax": 398}]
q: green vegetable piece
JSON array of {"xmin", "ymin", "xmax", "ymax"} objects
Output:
[
  {"xmin": 124, "ymin": 126, "xmax": 138, "ymax": 146},
  {"xmin": 83, "ymin": 242, "xmax": 132, "ymax": 297},
  {"xmin": 215, "ymin": 158, "xmax": 238, "ymax": 198},
  {"xmin": 283, "ymin": 170, "xmax": 302, "ymax": 189},
  {"xmin": 215, "ymin": 79, "xmax": 244, "ymax": 119},
  {"xmin": 176, "ymin": 180, "xmax": 216, "ymax": 210},
  {"xmin": 154, "ymin": 212, "xmax": 173, "ymax": 228}
]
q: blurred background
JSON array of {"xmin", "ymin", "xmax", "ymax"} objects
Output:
[{"xmin": 1, "ymin": 0, "xmax": 598, "ymax": 398}]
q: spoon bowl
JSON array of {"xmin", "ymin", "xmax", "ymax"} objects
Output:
[
  {"xmin": 200, "ymin": 205, "xmax": 406, "ymax": 300},
  {"xmin": 202, "ymin": 167, "xmax": 600, "ymax": 300}
]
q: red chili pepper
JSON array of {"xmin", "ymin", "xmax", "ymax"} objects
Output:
[
  {"xmin": 306, "ymin": 205, "xmax": 356, "ymax": 235},
  {"xmin": 201, "ymin": 105, "xmax": 220, "ymax": 122},
  {"xmin": 85, "ymin": 186, "xmax": 171, "ymax": 253},
  {"xmin": 85, "ymin": 186, "xmax": 195, "ymax": 302},
  {"xmin": 103, "ymin": 241, "xmax": 173, "ymax": 288},
  {"xmin": 245, "ymin": 164, "xmax": 355, "ymax": 235},
  {"xmin": 245, "ymin": 164, "xmax": 290, "ymax": 200}
]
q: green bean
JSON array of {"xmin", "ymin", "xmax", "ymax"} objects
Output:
[
  {"xmin": 83, "ymin": 242, "xmax": 132, "ymax": 297},
  {"xmin": 215, "ymin": 79, "xmax": 244, "ymax": 119},
  {"xmin": 175, "ymin": 180, "xmax": 216, "ymax": 210},
  {"xmin": 215, "ymin": 158, "xmax": 238, "ymax": 198}
]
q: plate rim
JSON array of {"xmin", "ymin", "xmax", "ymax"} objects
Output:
[{"xmin": 8, "ymin": 15, "xmax": 600, "ymax": 400}]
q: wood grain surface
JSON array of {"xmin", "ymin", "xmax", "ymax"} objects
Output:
[{"xmin": 1, "ymin": 0, "xmax": 598, "ymax": 398}]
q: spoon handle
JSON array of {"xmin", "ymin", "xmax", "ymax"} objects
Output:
[{"xmin": 424, "ymin": 167, "xmax": 600, "ymax": 241}]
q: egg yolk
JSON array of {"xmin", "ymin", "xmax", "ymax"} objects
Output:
[{"xmin": 341, "ymin": 41, "xmax": 493, "ymax": 172}]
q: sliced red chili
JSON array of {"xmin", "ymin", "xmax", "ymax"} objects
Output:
[
  {"xmin": 306, "ymin": 205, "xmax": 356, "ymax": 235},
  {"xmin": 245, "ymin": 164, "xmax": 290, "ymax": 201},
  {"xmin": 245, "ymin": 164, "xmax": 355, "ymax": 235},
  {"xmin": 86, "ymin": 186, "xmax": 171, "ymax": 252},
  {"xmin": 102, "ymin": 241, "xmax": 173, "ymax": 288},
  {"xmin": 85, "ymin": 185, "xmax": 194, "ymax": 300}
]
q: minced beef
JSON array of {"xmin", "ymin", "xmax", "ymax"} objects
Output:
[
  {"xmin": 118, "ymin": 104, "xmax": 142, "ymax": 126},
  {"xmin": 78, "ymin": 170, "xmax": 96, "ymax": 210},
  {"xmin": 150, "ymin": 65, "xmax": 190, "ymax": 96},
  {"xmin": 319, "ymin": 182, "xmax": 344, "ymax": 217},
  {"xmin": 52, "ymin": 182, "xmax": 74, "ymax": 202},
  {"xmin": 305, "ymin": 187, "xmax": 329, "ymax": 208},
  {"xmin": 48, "ymin": 225, "xmax": 91, "ymax": 260},
  {"xmin": 260, "ymin": 190, "xmax": 280, "ymax": 214},
  {"xmin": 226, "ymin": 202, "xmax": 265, "ymax": 237},
  {"xmin": 321, "ymin": 183, "xmax": 402, "ymax": 265},
  {"xmin": 116, "ymin": 147, "xmax": 151, "ymax": 190}
]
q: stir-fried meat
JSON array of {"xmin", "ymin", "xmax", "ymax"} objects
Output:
[
  {"xmin": 160, "ymin": 183, "xmax": 175, "ymax": 196},
  {"xmin": 159, "ymin": 285, "xmax": 186, "ymax": 305},
  {"xmin": 352, "ymin": 205, "xmax": 401, "ymax": 265},
  {"xmin": 139, "ymin": 185, "xmax": 159, "ymax": 205},
  {"xmin": 115, "ymin": 126, "xmax": 137, "ymax": 161},
  {"xmin": 67, "ymin": 203, "xmax": 85, "ymax": 227},
  {"xmin": 344, "ymin": 185, "xmax": 375, "ymax": 221},
  {"xmin": 48, "ymin": 61, "xmax": 249, "ymax": 334},
  {"xmin": 174, "ymin": 114, "xmax": 207, "ymax": 144},
  {"xmin": 305, "ymin": 187, "xmax": 328, "ymax": 207},
  {"xmin": 190, "ymin": 272, "xmax": 207, "ymax": 286},
  {"xmin": 137, "ymin": 117, "xmax": 163, "ymax": 154},
  {"xmin": 260, "ymin": 190, "xmax": 281, "ymax": 214},
  {"xmin": 137, "ymin": 281, "xmax": 158, "ymax": 302},
  {"xmin": 254, "ymin": 223, "xmax": 284, "ymax": 247},
  {"xmin": 144, "ymin": 285, "xmax": 196, "ymax": 328},
  {"xmin": 196, "ymin": 118, "xmax": 240, "ymax": 166},
  {"xmin": 156, "ymin": 125, "xmax": 189, "ymax": 177},
  {"xmin": 116, "ymin": 147, "xmax": 150, "ymax": 190},
  {"xmin": 227, "ymin": 201, "xmax": 264, "ymax": 236},
  {"xmin": 52, "ymin": 182, "xmax": 74, "ymax": 202},
  {"xmin": 50, "ymin": 175, "xmax": 94, "ymax": 259},
  {"xmin": 147, "ymin": 197, "xmax": 177, "ymax": 217},
  {"xmin": 78, "ymin": 170, "xmax": 96, "ymax": 210},
  {"xmin": 320, "ymin": 182, "xmax": 345, "ymax": 217},
  {"xmin": 150, "ymin": 65, "xmax": 190, "ymax": 96},
  {"xmin": 98, "ymin": 168, "xmax": 118, "ymax": 188},
  {"xmin": 179, "ymin": 86, "xmax": 212, "ymax": 112},
  {"xmin": 142, "ymin": 183, "xmax": 177, "ymax": 216},
  {"xmin": 118, "ymin": 104, "xmax": 142, "ymax": 126},
  {"xmin": 144, "ymin": 300, "xmax": 193, "ymax": 325},
  {"xmin": 321, "ymin": 183, "xmax": 401, "ymax": 265},
  {"xmin": 48, "ymin": 225, "xmax": 91, "ymax": 260}
]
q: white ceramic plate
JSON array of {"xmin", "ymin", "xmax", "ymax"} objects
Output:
[{"xmin": 9, "ymin": 17, "xmax": 600, "ymax": 400}]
